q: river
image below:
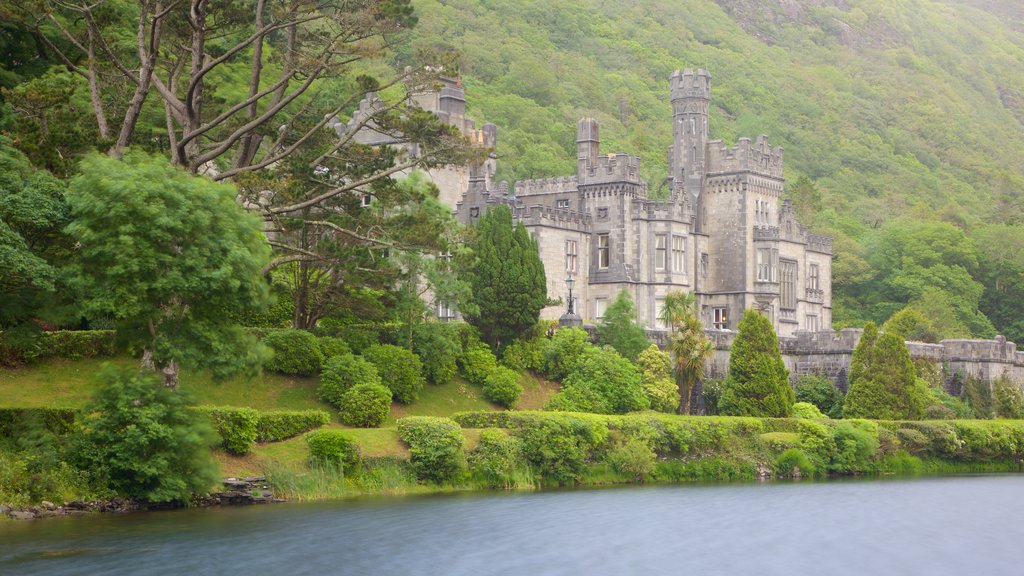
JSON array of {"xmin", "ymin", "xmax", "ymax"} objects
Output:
[{"xmin": 2, "ymin": 474, "xmax": 1023, "ymax": 575}]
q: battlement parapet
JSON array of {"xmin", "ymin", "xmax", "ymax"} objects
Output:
[
  {"xmin": 519, "ymin": 204, "xmax": 592, "ymax": 232},
  {"xmin": 669, "ymin": 68, "xmax": 712, "ymax": 102},
  {"xmin": 514, "ymin": 176, "xmax": 578, "ymax": 197},
  {"xmin": 754, "ymin": 225, "xmax": 780, "ymax": 241},
  {"xmin": 807, "ymin": 233, "xmax": 833, "ymax": 254},
  {"xmin": 580, "ymin": 153, "xmax": 643, "ymax": 186},
  {"xmin": 707, "ymin": 135, "xmax": 784, "ymax": 179}
]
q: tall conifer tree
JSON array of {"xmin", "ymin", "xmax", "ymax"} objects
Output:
[{"xmin": 719, "ymin": 309, "xmax": 793, "ymax": 417}]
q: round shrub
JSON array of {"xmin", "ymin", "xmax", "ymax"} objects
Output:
[
  {"xmin": 362, "ymin": 344, "xmax": 425, "ymax": 404},
  {"xmin": 317, "ymin": 336, "xmax": 352, "ymax": 361},
  {"xmin": 469, "ymin": 428, "xmax": 526, "ymax": 488},
  {"xmin": 318, "ymin": 353, "xmax": 381, "ymax": 408},
  {"xmin": 460, "ymin": 342, "xmax": 499, "ymax": 386},
  {"xmin": 606, "ymin": 438, "xmax": 656, "ymax": 482},
  {"xmin": 306, "ymin": 430, "xmax": 361, "ymax": 471},
  {"xmin": 543, "ymin": 327, "xmax": 591, "ymax": 381},
  {"xmin": 203, "ymin": 407, "xmax": 259, "ymax": 455},
  {"xmin": 263, "ymin": 329, "xmax": 324, "ymax": 376},
  {"xmin": 340, "ymin": 383, "xmax": 392, "ymax": 427},
  {"xmin": 792, "ymin": 402, "xmax": 828, "ymax": 420},
  {"xmin": 397, "ymin": 417, "xmax": 466, "ymax": 484},
  {"xmin": 775, "ymin": 448, "xmax": 815, "ymax": 477},
  {"xmin": 483, "ymin": 366, "xmax": 523, "ymax": 409},
  {"xmin": 501, "ymin": 336, "xmax": 550, "ymax": 373}
]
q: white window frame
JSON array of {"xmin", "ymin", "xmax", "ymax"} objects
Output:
[
  {"xmin": 655, "ymin": 233, "xmax": 667, "ymax": 271},
  {"xmin": 566, "ymin": 239, "xmax": 578, "ymax": 273},
  {"xmin": 672, "ymin": 235, "xmax": 686, "ymax": 273},
  {"xmin": 598, "ymin": 234, "xmax": 610, "ymax": 269},
  {"xmin": 713, "ymin": 307, "xmax": 728, "ymax": 330},
  {"xmin": 595, "ymin": 298, "xmax": 608, "ymax": 320}
]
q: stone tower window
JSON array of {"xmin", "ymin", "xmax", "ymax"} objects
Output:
[
  {"xmin": 672, "ymin": 236, "xmax": 686, "ymax": 273},
  {"xmin": 701, "ymin": 253, "xmax": 709, "ymax": 277},
  {"xmin": 598, "ymin": 234, "xmax": 610, "ymax": 269},
  {"xmin": 808, "ymin": 264, "xmax": 820, "ymax": 290},
  {"xmin": 655, "ymin": 234, "xmax": 667, "ymax": 270},
  {"xmin": 780, "ymin": 260, "xmax": 797, "ymax": 309},
  {"xmin": 713, "ymin": 307, "xmax": 728, "ymax": 330},
  {"xmin": 566, "ymin": 240, "xmax": 578, "ymax": 273}
]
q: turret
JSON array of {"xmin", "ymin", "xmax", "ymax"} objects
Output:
[
  {"xmin": 668, "ymin": 69, "xmax": 711, "ymax": 199},
  {"xmin": 577, "ymin": 118, "xmax": 600, "ymax": 175}
]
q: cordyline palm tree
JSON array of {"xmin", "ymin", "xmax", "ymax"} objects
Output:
[{"xmin": 660, "ymin": 291, "xmax": 715, "ymax": 414}]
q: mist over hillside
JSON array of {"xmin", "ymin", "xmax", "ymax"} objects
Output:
[{"xmin": 406, "ymin": 0, "xmax": 1024, "ymax": 335}]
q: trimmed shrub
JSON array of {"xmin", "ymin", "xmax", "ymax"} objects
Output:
[
  {"xmin": 318, "ymin": 353, "xmax": 381, "ymax": 408},
  {"xmin": 44, "ymin": 330, "xmax": 119, "ymax": 359},
  {"xmin": 547, "ymin": 346, "xmax": 648, "ymax": 414},
  {"xmin": 263, "ymin": 329, "xmax": 324, "ymax": 376},
  {"xmin": 397, "ymin": 417, "xmax": 466, "ymax": 484},
  {"xmin": 795, "ymin": 374, "xmax": 843, "ymax": 417},
  {"xmin": 200, "ymin": 407, "xmax": 259, "ymax": 455},
  {"xmin": 792, "ymin": 402, "xmax": 828, "ymax": 419},
  {"xmin": 306, "ymin": 430, "xmax": 361, "ymax": 471},
  {"xmin": 469, "ymin": 428, "xmax": 527, "ymax": 488},
  {"xmin": 413, "ymin": 323, "xmax": 462, "ymax": 385},
  {"xmin": 830, "ymin": 421, "xmax": 879, "ymax": 473},
  {"xmin": 459, "ymin": 342, "xmax": 499, "ymax": 386},
  {"xmin": 255, "ymin": 410, "xmax": 330, "ymax": 442},
  {"xmin": 483, "ymin": 366, "xmax": 523, "ymax": 409},
  {"xmin": 542, "ymin": 327, "xmax": 591, "ymax": 380},
  {"xmin": 719, "ymin": 310, "xmax": 793, "ymax": 417},
  {"xmin": 606, "ymin": 437, "xmax": 657, "ymax": 481},
  {"xmin": 501, "ymin": 335, "xmax": 550, "ymax": 373},
  {"xmin": 317, "ymin": 336, "xmax": 352, "ymax": 361},
  {"xmin": 340, "ymin": 383, "xmax": 392, "ymax": 427},
  {"xmin": 775, "ymin": 448, "xmax": 816, "ymax": 477},
  {"xmin": 516, "ymin": 413, "xmax": 609, "ymax": 485},
  {"xmin": 362, "ymin": 344, "xmax": 425, "ymax": 404},
  {"xmin": 844, "ymin": 326, "xmax": 925, "ymax": 420}
]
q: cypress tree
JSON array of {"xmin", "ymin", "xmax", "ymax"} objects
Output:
[
  {"xmin": 844, "ymin": 327, "xmax": 924, "ymax": 420},
  {"xmin": 465, "ymin": 205, "xmax": 547, "ymax": 348},
  {"xmin": 719, "ymin": 309, "xmax": 794, "ymax": 417}
]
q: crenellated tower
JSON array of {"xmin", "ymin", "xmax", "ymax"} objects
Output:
[{"xmin": 669, "ymin": 69, "xmax": 711, "ymax": 204}]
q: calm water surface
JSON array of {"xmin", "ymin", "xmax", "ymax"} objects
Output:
[{"xmin": 2, "ymin": 474, "xmax": 1023, "ymax": 576}]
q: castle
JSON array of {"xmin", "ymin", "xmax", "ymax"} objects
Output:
[{"xmin": 448, "ymin": 69, "xmax": 833, "ymax": 336}]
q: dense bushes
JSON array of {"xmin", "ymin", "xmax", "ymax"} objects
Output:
[
  {"xmin": 413, "ymin": 323, "xmax": 462, "ymax": 385},
  {"xmin": 316, "ymin": 336, "xmax": 352, "ymax": 361},
  {"xmin": 0, "ymin": 408, "xmax": 77, "ymax": 438},
  {"xmin": 469, "ymin": 428, "xmax": 528, "ymax": 488},
  {"xmin": 318, "ymin": 353, "xmax": 381, "ymax": 407},
  {"xmin": 482, "ymin": 366, "xmax": 523, "ymax": 409},
  {"xmin": 396, "ymin": 417, "xmax": 466, "ymax": 484},
  {"xmin": 197, "ymin": 407, "xmax": 330, "ymax": 454},
  {"xmin": 363, "ymin": 344, "xmax": 425, "ymax": 404},
  {"xmin": 546, "ymin": 346, "xmax": 648, "ymax": 414},
  {"xmin": 792, "ymin": 402, "xmax": 827, "ymax": 419},
  {"xmin": 459, "ymin": 342, "xmax": 499, "ymax": 386},
  {"xmin": 263, "ymin": 329, "xmax": 324, "ymax": 376},
  {"xmin": 339, "ymin": 384, "xmax": 392, "ymax": 427},
  {"xmin": 637, "ymin": 344, "xmax": 679, "ymax": 413},
  {"xmin": 306, "ymin": 430, "xmax": 361, "ymax": 471},
  {"xmin": 794, "ymin": 374, "xmax": 843, "ymax": 418},
  {"xmin": 542, "ymin": 327, "xmax": 590, "ymax": 380},
  {"xmin": 255, "ymin": 410, "xmax": 331, "ymax": 442},
  {"xmin": 0, "ymin": 330, "xmax": 118, "ymax": 365}
]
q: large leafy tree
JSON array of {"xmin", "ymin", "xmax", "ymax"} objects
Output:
[
  {"xmin": 718, "ymin": 309, "xmax": 793, "ymax": 417},
  {"xmin": 843, "ymin": 323, "xmax": 925, "ymax": 420},
  {"xmin": 464, "ymin": 204, "xmax": 547, "ymax": 349},
  {"xmin": 66, "ymin": 152, "xmax": 271, "ymax": 387},
  {"xmin": 597, "ymin": 289, "xmax": 648, "ymax": 362},
  {"xmin": 660, "ymin": 291, "xmax": 714, "ymax": 414}
]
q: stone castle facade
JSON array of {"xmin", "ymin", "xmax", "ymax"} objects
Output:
[{"xmin": 450, "ymin": 69, "xmax": 833, "ymax": 336}]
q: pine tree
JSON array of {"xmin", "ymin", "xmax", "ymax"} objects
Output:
[
  {"xmin": 465, "ymin": 205, "xmax": 547, "ymax": 348},
  {"xmin": 843, "ymin": 326, "xmax": 924, "ymax": 420},
  {"xmin": 718, "ymin": 309, "xmax": 793, "ymax": 417}
]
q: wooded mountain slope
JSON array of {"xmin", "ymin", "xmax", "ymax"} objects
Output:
[{"xmin": 405, "ymin": 0, "xmax": 1024, "ymax": 335}]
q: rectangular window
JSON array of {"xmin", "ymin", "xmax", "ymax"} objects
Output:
[
  {"xmin": 566, "ymin": 240, "xmax": 577, "ymax": 273},
  {"xmin": 655, "ymin": 298, "xmax": 667, "ymax": 329},
  {"xmin": 361, "ymin": 193, "xmax": 372, "ymax": 207},
  {"xmin": 808, "ymin": 263, "xmax": 820, "ymax": 290},
  {"xmin": 598, "ymin": 234, "xmax": 609, "ymax": 269},
  {"xmin": 556, "ymin": 199, "xmax": 570, "ymax": 209},
  {"xmin": 436, "ymin": 301, "xmax": 455, "ymax": 321},
  {"xmin": 595, "ymin": 298, "xmax": 608, "ymax": 320},
  {"xmin": 672, "ymin": 236, "xmax": 686, "ymax": 273},
  {"xmin": 713, "ymin": 307, "xmax": 728, "ymax": 330},
  {"xmin": 756, "ymin": 248, "xmax": 775, "ymax": 282},
  {"xmin": 655, "ymin": 233, "xmax": 667, "ymax": 271},
  {"xmin": 806, "ymin": 315, "xmax": 819, "ymax": 332},
  {"xmin": 780, "ymin": 260, "xmax": 797, "ymax": 309},
  {"xmin": 755, "ymin": 199, "xmax": 771, "ymax": 225},
  {"xmin": 701, "ymin": 253, "xmax": 709, "ymax": 278}
]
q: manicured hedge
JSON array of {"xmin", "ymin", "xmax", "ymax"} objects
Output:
[
  {"xmin": 482, "ymin": 366, "xmax": 523, "ymax": 409},
  {"xmin": 196, "ymin": 407, "xmax": 331, "ymax": 454},
  {"xmin": 263, "ymin": 329, "xmax": 324, "ymax": 376},
  {"xmin": 339, "ymin": 384, "xmax": 392, "ymax": 428},
  {"xmin": 363, "ymin": 344, "xmax": 425, "ymax": 404},
  {"xmin": 318, "ymin": 353, "xmax": 381, "ymax": 408},
  {"xmin": 0, "ymin": 408, "xmax": 77, "ymax": 438},
  {"xmin": 256, "ymin": 410, "xmax": 331, "ymax": 442},
  {"xmin": 306, "ymin": 430, "xmax": 361, "ymax": 471},
  {"xmin": 459, "ymin": 342, "xmax": 498, "ymax": 386},
  {"xmin": 0, "ymin": 330, "xmax": 119, "ymax": 365},
  {"xmin": 397, "ymin": 416, "xmax": 466, "ymax": 484}
]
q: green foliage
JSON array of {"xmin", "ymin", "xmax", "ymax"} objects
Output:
[
  {"xmin": 459, "ymin": 341, "xmax": 499, "ymax": 386},
  {"xmin": 542, "ymin": 326, "xmax": 591, "ymax": 381},
  {"xmin": 253, "ymin": 410, "xmax": 330, "ymax": 443},
  {"xmin": 962, "ymin": 374, "xmax": 994, "ymax": 419},
  {"xmin": 547, "ymin": 346, "xmax": 649, "ymax": 414},
  {"xmin": 775, "ymin": 448, "xmax": 815, "ymax": 477},
  {"xmin": 882, "ymin": 307, "xmax": 941, "ymax": 343},
  {"xmin": 316, "ymin": 337, "xmax": 352, "ymax": 361},
  {"xmin": 362, "ymin": 344, "xmax": 425, "ymax": 404},
  {"xmin": 794, "ymin": 374, "xmax": 843, "ymax": 418},
  {"xmin": 483, "ymin": 366, "xmax": 523, "ymax": 409},
  {"xmin": 844, "ymin": 328, "xmax": 925, "ymax": 420},
  {"xmin": 719, "ymin": 310, "xmax": 793, "ymax": 417},
  {"xmin": 993, "ymin": 376, "xmax": 1024, "ymax": 419},
  {"xmin": 318, "ymin": 353, "xmax": 382, "ymax": 408},
  {"xmin": 73, "ymin": 367, "xmax": 219, "ymax": 503},
  {"xmin": 201, "ymin": 407, "xmax": 259, "ymax": 456},
  {"xmin": 606, "ymin": 437, "xmax": 657, "ymax": 481},
  {"xmin": 701, "ymin": 378, "xmax": 724, "ymax": 415},
  {"xmin": 0, "ymin": 408, "xmax": 77, "ymax": 439},
  {"xmin": 263, "ymin": 329, "xmax": 324, "ymax": 376},
  {"xmin": 468, "ymin": 428, "xmax": 528, "ymax": 489},
  {"xmin": 660, "ymin": 291, "xmax": 714, "ymax": 414},
  {"xmin": 515, "ymin": 413, "xmax": 609, "ymax": 485},
  {"xmin": 792, "ymin": 402, "xmax": 827, "ymax": 419},
  {"xmin": 637, "ymin": 344, "xmax": 679, "ymax": 413},
  {"xmin": 339, "ymin": 383, "xmax": 392, "ymax": 428},
  {"xmin": 830, "ymin": 421, "xmax": 879, "ymax": 473},
  {"xmin": 412, "ymin": 322, "xmax": 463, "ymax": 385},
  {"xmin": 396, "ymin": 416, "xmax": 466, "ymax": 484},
  {"xmin": 597, "ymin": 290, "xmax": 649, "ymax": 361},
  {"xmin": 306, "ymin": 430, "xmax": 361, "ymax": 472},
  {"xmin": 66, "ymin": 152, "xmax": 270, "ymax": 384},
  {"xmin": 500, "ymin": 332, "xmax": 551, "ymax": 372},
  {"xmin": 464, "ymin": 205, "xmax": 547, "ymax": 348},
  {"xmin": 923, "ymin": 385, "xmax": 973, "ymax": 420}
]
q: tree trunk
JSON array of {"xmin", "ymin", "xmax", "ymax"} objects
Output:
[{"xmin": 161, "ymin": 360, "xmax": 179, "ymax": 388}]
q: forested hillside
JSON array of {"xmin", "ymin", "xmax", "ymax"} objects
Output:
[{"xmin": 404, "ymin": 0, "xmax": 1024, "ymax": 337}]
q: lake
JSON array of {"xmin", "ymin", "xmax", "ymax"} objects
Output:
[{"xmin": 3, "ymin": 475, "xmax": 1023, "ymax": 575}]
